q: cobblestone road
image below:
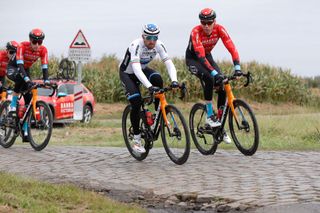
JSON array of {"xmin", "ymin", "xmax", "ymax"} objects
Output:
[{"xmin": 0, "ymin": 146, "xmax": 319, "ymax": 210}]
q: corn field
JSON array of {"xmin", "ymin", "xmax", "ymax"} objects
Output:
[{"xmin": 29, "ymin": 55, "xmax": 320, "ymax": 107}]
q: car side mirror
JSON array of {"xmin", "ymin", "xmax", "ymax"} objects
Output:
[{"xmin": 57, "ymin": 92, "xmax": 67, "ymax": 98}]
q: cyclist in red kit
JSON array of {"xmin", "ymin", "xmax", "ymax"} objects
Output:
[
  {"xmin": 6, "ymin": 28, "xmax": 50, "ymax": 141},
  {"xmin": 0, "ymin": 41, "xmax": 19, "ymax": 94},
  {"xmin": 186, "ymin": 8, "xmax": 242, "ymax": 144}
]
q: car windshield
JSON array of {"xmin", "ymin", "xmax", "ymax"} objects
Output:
[{"xmin": 37, "ymin": 88, "xmax": 54, "ymax": 96}]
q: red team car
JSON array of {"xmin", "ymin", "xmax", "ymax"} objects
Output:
[{"xmin": 27, "ymin": 79, "xmax": 95, "ymax": 123}]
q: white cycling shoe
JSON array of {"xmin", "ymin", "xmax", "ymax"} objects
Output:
[
  {"xmin": 8, "ymin": 106, "xmax": 17, "ymax": 116},
  {"xmin": 223, "ymin": 132, "xmax": 232, "ymax": 144},
  {"xmin": 132, "ymin": 135, "xmax": 146, "ymax": 154},
  {"xmin": 205, "ymin": 115, "xmax": 221, "ymax": 128}
]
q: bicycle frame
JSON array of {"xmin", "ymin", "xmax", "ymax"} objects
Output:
[
  {"xmin": 198, "ymin": 73, "xmax": 252, "ymax": 135},
  {"xmin": 0, "ymin": 91, "xmax": 6, "ymax": 102},
  {"xmin": 14, "ymin": 84, "xmax": 56, "ymax": 133},
  {"xmin": 141, "ymin": 92, "xmax": 169, "ymax": 142},
  {"xmin": 141, "ymin": 85, "xmax": 185, "ymax": 142},
  {"xmin": 0, "ymin": 86, "xmax": 13, "ymax": 102}
]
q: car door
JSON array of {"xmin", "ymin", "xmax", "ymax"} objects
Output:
[{"xmin": 55, "ymin": 84, "xmax": 74, "ymax": 120}]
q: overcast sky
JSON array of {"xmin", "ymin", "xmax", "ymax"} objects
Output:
[{"xmin": 1, "ymin": 0, "xmax": 319, "ymax": 76}]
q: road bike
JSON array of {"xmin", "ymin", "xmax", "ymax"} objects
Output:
[
  {"xmin": 189, "ymin": 72, "xmax": 259, "ymax": 156},
  {"xmin": 0, "ymin": 83, "xmax": 56, "ymax": 151},
  {"xmin": 122, "ymin": 84, "xmax": 190, "ymax": 165}
]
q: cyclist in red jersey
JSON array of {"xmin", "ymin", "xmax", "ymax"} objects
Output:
[
  {"xmin": 0, "ymin": 41, "xmax": 19, "ymax": 94},
  {"xmin": 6, "ymin": 28, "xmax": 49, "ymax": 142},
  {"xmin": 185, "ymin": 8, "xmax": 243, "ymax": 144}
]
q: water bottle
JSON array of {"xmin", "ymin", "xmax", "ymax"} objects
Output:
[
  {"xmin": 217, "ymin": 106, "xmax": 224, "ymax": 120},
  {"xmin": 145, "ymin": 110, "xmax": 154, "ymax": 126},
  {"xmin": 18, "ymin": 105, "xmax": 27, "ymax": 118}
]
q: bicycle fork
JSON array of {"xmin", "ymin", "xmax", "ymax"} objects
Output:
[
  {"xmin": 225, "ymin": 84, "xmax": 248, "ymax": 130},
  {"xmin": 156, "ymin": 93, "xmax": 180, "ymax": 138}
]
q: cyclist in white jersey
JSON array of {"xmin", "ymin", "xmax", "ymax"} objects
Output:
[{"xmin": 119, "ymin": 24, "xmax": 179, "ymax": 154}]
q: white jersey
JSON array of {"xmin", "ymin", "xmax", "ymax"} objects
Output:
[{"xmin": 120, "ymin": 38, "xmax": 177, "ymax": 88}]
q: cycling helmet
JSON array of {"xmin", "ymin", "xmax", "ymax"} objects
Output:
[
  {"xmin": 6, "ymin": 41, "xmax": 19, "ymax": 51},
  {"xmin": 142, "ymin": 24, "xmax": 160, "ymax": 36},
  {"xmin": 29, "ymin": 28, "xmax": 45, "ymax": 40},
  {"xmin": 199, "ymin": 8, "xmax": 216, "ymax": 21}
]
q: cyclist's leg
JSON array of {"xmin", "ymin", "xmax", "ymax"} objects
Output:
[
  {"xmin": 7, "ymin": 65, "xmax": 23, "ymax": 111},
  {"xmin": 206, "ymin": 55, "xmax": 230, "ymax": 142},
  {"xmin": 120, "ymin": 71, "xmax": 146, "ymax": 153},
  {"xmin": 143, "ymin": 67, "xmax": 163, "ymax": 111},
  {"xmin": 186, "ymin": 58, "xmax": 215, "ymax": 114},
  {"xmin": 120, "ymin": 71, "xmax": 142, "ymax": 135},
  {"xmin": 206, "ymin": 55, "xmax": 227, "ymax": 109},
  {"xmin": 18, "ymin": 76, "xmax": 32, "ymax": 137}
]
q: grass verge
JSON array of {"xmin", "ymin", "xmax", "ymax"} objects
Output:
[{"xmin": 0, "ymin": 172, "xmax": 145, "ymax": 213}]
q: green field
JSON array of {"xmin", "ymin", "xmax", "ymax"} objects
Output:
[
  {"xmin": 25, "ymin": 102, "xmax": 319, "ymax": 151},
  {"xmin": 0, "ymin": 172, "xmax": 145, "ymax": 213},
  {"xmin": 29, "ymin": 56, "xmax": 320, "ymax": 108}
]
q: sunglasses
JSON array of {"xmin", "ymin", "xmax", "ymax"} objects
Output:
[
  {"xmin": 7, "ymin": 50, "xmax": 15, "ymax": 55},
  {"xmin": 145, "ymin": 35, "xmax": 158, "ymax": 41},
  {"xmin": 201, "ymin": 20, "xmax": 214, "ymax": 26},
  {"xmin": 31, "ymin": 39, "xmax": 43, "ymax": 45}
]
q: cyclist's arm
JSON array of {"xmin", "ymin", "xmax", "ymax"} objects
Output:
[
  {"xmin": 156, "ymin": 41, "xmax": 177, "ymax": 82},
  {"xmin": 190, "ymin": 29, "xmax": 215, "ymax": 71},
  {"xmin": 131, "ymin": 62, "xmax": 152, "ymax": 88},
  {"xmin": 218, "ymin": 25, "xmax": 240, "ymax": 66},
  {"xmin": 129, "ymin": 43, "xmax": 152, "ymax": 88},
  {"xmin": 16, "ymin": 44, "xmax": 29, "ymax": 81},
  {"xmin": 40, "ymin": 47, "xmax": 49, "ymax": 81}
]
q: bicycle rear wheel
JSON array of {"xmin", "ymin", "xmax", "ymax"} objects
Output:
[
  {"xmin": 0, "ymin": 100, "xmax": 17, "ymax": 148},
  {"xmin": 161, "ymin": 104, "xmax": 190, "ymax": 165},
  {"xmin": 122, "ymin": 105, "xmax": 150, "ymax": 161},
  {"xmin": 229, "ymin": 99, "xmax": 259, "ymax": 156},
  {"xmin": 27, "ymin": 101, "xmax": 53, "ymax": 151},
  {"xmin": 189, "ymin": 103, "xmax": 217, "ymax": 155}
]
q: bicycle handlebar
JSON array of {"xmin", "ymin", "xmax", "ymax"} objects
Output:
[
  {"xmin": 144, "ymin": 83, "xmax": 187, "ymax": 105},
  {"xmin": 223, "ymin": 71, "xmax": 253, "ymax": 87}
]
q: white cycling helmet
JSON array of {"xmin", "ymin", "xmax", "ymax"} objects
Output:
[{"xmin": 142, "ymin": 24, "xmax": 160, "ymax": 37}]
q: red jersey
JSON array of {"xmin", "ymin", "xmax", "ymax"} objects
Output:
[
  {"xmin": 0, "ymin": 50, "xmax": 9, "ymax": 77},
  {"xmin": 186, "ymin": 24, "xmax": 240, "ymax": 71},
  {"xmin": 16, "ymin": 41, "xmax": 48, "ymax": 69}
]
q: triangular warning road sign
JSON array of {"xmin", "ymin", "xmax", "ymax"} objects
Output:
[{"xmin": 69, "ymin": 30, "xmax": 91, "ymax": 48}]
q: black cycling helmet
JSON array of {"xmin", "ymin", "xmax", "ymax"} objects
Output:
[
  {"xmin": 199, "ymin": 8, "xmax": 216, "ymax": 21},
  {"xmin": 6, "ymin": 41, "xmax": 19, "ymax": 51},
  {"xmin": 29, "ymin": 28, "xmax": 45, "ymax": 40}
]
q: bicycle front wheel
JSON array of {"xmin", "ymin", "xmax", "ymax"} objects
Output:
[
  {"xmin": 122, "ymin": 105, "xmax": 150, "ymax": 161},
  {"xmin": 189, "ymin": 103, "xmax": 217, "ymax": 155},
  {"xmin": 229, "ymin": 99, "xmax": 259, "ymax": 156},
  {"xmin": 161, "ymin": 104, "xmax": 190, "ymax": 165},
  {"xmin": 27, "ymin": 101, "xmax": 53, "ymax": 151},
  {"xmin": 0, "ymin": 100, "xmax": 17, "ymax": 148}
]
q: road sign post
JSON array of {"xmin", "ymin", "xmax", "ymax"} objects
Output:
[{"xmin": 68, "ymin": 30, "xmax": 91, "ymax": 121}]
